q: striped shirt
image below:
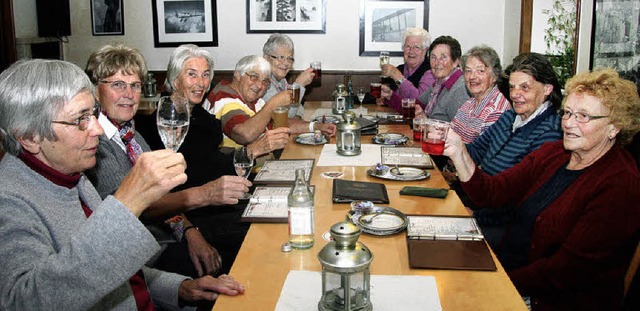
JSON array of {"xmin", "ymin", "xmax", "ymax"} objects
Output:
[
  {"xmin": 467, "ymin": 106, "xmax": 562, "ymax": 176},
  {"xmin": 451, "ymin": 86, "xmax": 511, "ymax": 143}
]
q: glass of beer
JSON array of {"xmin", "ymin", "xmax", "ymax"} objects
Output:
[
  {"xmin": 288, "ymin": 83, "xmax": 300, "ymax": 105},
  {"xmin": 272, "ymin": 106, "xmax": 289, "ymax": 128},
  {"xmin": 422, "ymin": 119, "xmax": 450, "ymax": 155}
]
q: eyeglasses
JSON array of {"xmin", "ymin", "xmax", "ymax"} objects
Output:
[
  {"xmin": 99, "ymin": 80, "xmax": 143, "ymax": 93},
  {"xmin": 557, "ymin": 109, "xmax": 610, "ymax": 123},
  {"xmin": 268, "ymin": 55, "xmax": 295, "ymax": 63},
  {"xmin": 245, "ymin": 72, "xmax": 271, "ymax": 87},
  {"xmin": 429, "ymin": 54, "xmax": 450, "ymax": 63},
  {"xmin": 403, "ymin": 45, "xmax": 423, "ymax": 51},
  {"xmin": 51, "ymin": 101, "xmax": 101, "ymax": 131}
]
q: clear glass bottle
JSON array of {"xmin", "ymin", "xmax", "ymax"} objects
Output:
[
  {"xmin": 288, "ymin": 169, "xmax": 314, "ymax": 249},
  {"xmin": 346, "ymin": 76, "xmax": 354, "ymax": 109}
]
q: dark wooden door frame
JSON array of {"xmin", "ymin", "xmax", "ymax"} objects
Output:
[{"xmin": 1, "ymin": 0, "xmax": 16, "ymax": 72}]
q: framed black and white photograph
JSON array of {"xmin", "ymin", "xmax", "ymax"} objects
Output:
[
  {"xmin": 152, "ymin": 0, "xmax": 218, "ymax": 47},
  {"xmin": 359, "ymin": 0, "xmax": 429, "ymax": 56},
  {"xmin": 91, "ymin": 0, "xmax": 124, "ymax": 36},
  {"xmin": 246, "ymin": 0, "xmax": 326, "ymax": 34},
  {"xmin": 590, "ymin": 0, "xmax": 639, "ymax": 85}
]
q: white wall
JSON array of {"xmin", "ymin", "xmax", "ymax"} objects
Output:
[{"xmin": 15, "ymin": 0, "xmax": 520, "ymax": 71}]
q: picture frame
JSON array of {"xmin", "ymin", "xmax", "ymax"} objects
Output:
[
  {"xmin": 152, "ymin": 0, "xmax": 218, "ymax": 47},
  {"xmin": 246, "ymin": 0, "xmax": 326, "ymax": 34},
  {"xmin": 359, "ymin": 0, "xmax": 429, "ymax": 56},
  {"xmin": 91, "ymin": 0, "xmax": 124, "ymax": 36},
  {"xmin": 590, "ymin": 0, "xmax": 639, "ymax": 85}
]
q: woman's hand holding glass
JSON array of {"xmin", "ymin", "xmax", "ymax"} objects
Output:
[{"xmin": 233, "ymin": 146, "xmax": 254, "ymax": 200}]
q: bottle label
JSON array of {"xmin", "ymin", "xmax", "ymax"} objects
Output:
[{"xmin": 289, "ymin": 208, "xmax": 314, "ymax": 235}]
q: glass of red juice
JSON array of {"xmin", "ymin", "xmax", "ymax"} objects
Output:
[
  {"xmin": 412, "ymin": 118, "xmax": 426, "ymax": 142},
  {"xmin": 370, "ymin": 82, "xmax": 382, "ymax": 98},
  {"xmin": 401, "ymin": 98, "xmax": 416, "ymax": 122},
  {"xmin": 311, "ymin": 61, "xmax": 322, "ymax": 80},
  {"xmin": 422, "ymin": 119, "xmax": 450, "ymax": 155}
]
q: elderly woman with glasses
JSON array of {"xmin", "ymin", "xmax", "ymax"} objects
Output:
[
  {"xmin": 444, "ymin": 68, "xmax": 640, "ymax": 310},
  {"xmin": 380, "ymin": 27, "xmax": 435, "ymax": 106},
  {"xmin": 261, "ymin": 33, "xmax": 311, "ymax": 119},
  {"xmin": 84, "ymin": 44, "xmax": 252, "ymax": 280},
  {"xmin": 259, "ymin": 34, "xmax": 336, "ymax": 136},
  {"xmin": 0, "ymin": 59, "xmax": 244, "ymax": 310},
  {"xmin": 206, "ymin": 55, "xmax": 335, "ymax": 150}
]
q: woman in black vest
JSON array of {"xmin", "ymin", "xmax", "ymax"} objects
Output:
[{"xmin": 379, "ymin": 27, "xmax": 435, "ymax": 107}]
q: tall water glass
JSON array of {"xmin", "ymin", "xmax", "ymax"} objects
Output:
[{"xmin": 156, "ymin": 96, "xmax": 189, "ymax": 152}]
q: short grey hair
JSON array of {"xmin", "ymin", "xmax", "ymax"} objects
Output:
[
  {"xmin": 461, "ymin": 45, "xmax": 502, "ymax": 82},
  {"xmin": 164, "ymin": 44, "xmax": 215, "ymax": 93},
  {"xmin": 402, "ymin": 28, "xmax": 431, "ymax": 49},
  {"xmin": 0, "ymin": 59, "xmax": 95, "ymax": 156},
  {"xmin": 234, "ymin": 55, "xmax": 271, "ymax": 79},
  {"xmin": 262, "ymin": 33, "xmax": 295, "ymax": 56}
]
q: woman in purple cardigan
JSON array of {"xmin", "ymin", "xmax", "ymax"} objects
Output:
[{"xmin": 444, "ymin": 68, "xmax": 640, "ymax": 310}]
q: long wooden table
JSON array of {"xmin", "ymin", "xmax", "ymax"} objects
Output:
[{"xmin": 213, "ymin": 102, "xmax": 527, "ymax": 310}]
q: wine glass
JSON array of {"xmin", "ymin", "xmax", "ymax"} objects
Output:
[
  {"xmin": 379, "ymin": 51, "xmax": 390, "ymax": 77},
  {"xmin": 156, "ymin": 96, "xmax": 190, "ymax": 152},
  {"xmin": 233, "ymin": 146, "xmax": 254, "ymax": 200},
  {"xmin": 357, "ymin": 87, "xmax": 366, "ymax": 116}
]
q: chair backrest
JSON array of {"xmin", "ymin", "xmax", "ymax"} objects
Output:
[{"xmin": 625, "ymin": 241, "xmax": 640, "ymax": 298}]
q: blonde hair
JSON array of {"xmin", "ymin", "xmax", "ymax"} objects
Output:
[{"xmin": 564, "ymin": 68, "xmax": 640, "ymax": 145}]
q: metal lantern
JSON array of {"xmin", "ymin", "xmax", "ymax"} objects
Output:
[
  {"xmin": 335, "ymin": 111, "xmax": 362, "ymax": 156},
  {"xmin": 332, "ymin": 83, "xmax": 348, "ymax": 115},
  {"xmin": 143, "ymin": 73, "xmax": 157, "ymax": 98},
  {"xmin": 317, "ymin": 221, "xmax": 373, "ymax": 311}
]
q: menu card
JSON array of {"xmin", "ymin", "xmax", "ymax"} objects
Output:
[
  {"xmin": 241, "ymin": 186, "xmax": 315, "ymax": 223},
  {"xmin": 406, "ymin": 215, "xmax": 496, "ymax": 271},
  {"xmin": 253, "ymin": 159, "xmax": 314, "ymax": 184},
  {"xmin": 381, "ymin": 146, "xmax": 434, "ymax": 169}
]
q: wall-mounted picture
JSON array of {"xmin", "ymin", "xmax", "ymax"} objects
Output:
[
  {"xmin": 359, "ymin": 0, "xmax": 429, "ymax": 56},
  {"xmin": 246, "ymin": 0, "xmax": 326, "ymax": 33},
  {"xmin": 152, "ymin": 0, "xmax": 218, "ymax": 47},
  {"xmin": 590, "ymin": 0, "xmax": 639, "ymax": 86},
  {"xmin": 91, "ymin": 0, "xmax": 124, "ymax": 36}
]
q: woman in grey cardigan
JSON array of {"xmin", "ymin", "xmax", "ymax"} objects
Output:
[
  {"xmin": 416, "ymin": 35, "xmax": 470, "ymax": 122},
  {"xmin": 0, "ymin": 59, "xmax": 244, "ymax": 310}
]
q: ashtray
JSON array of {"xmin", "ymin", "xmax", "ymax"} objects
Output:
[{"xmin": 347, "ymin": 201, "xmax": 408, "ymax": 236}]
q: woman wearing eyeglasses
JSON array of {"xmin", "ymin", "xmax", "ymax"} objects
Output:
[
  {"xmin": 380, "ymin": 27, "xmax": 435, "ymax": 106},
  {"xmin": 206, "ymin": 55, "xmax": 335, "ymax": 150},
  {"xmin": 444, "ymin": 68, "xmax": 640, "ymax": 310},
  {"xmin": 205, "ymin": 55, "xmax": 292, "ymax": 150},
  {"xmin": 261, "ymin": 33, "xmax": 313, "ymax": 119},
  {"xmin": 0, "ymin": 59, "xmax": 245, "ymax": 310}
]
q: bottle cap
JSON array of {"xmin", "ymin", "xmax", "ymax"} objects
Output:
[{"xmin": 281, "ymin": 242, "xmax": 292, "ymax": 252}]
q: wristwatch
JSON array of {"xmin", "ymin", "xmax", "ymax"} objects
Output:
[{"xmin": 395, "ymin": 77, "xmax": 405, "ymax": 86}]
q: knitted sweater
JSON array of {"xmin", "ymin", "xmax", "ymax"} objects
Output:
[
  {"xmin": 463, "ymin": 141, "xmax": 640, "ymax": 311},
  {"xmin": 0, "ymin": 155, "xmax": 190, "ymax": 311},
  {"xmin": 467, "ymin": 106, "xmax": 562, "ymax": 176}
]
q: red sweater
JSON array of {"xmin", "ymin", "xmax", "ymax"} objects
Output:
[{"xmin": 463, "ymin": 140, "xmax": 640, "ymax": 310}]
